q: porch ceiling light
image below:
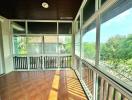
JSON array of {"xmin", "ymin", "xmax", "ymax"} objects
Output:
[{"xmin": 42, "ymin": 2, "xmax": 49, "ymax": 8}]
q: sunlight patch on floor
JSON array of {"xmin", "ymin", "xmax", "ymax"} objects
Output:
[
  {"xmin": 48, "ymin": 70, "xmax": 60, "ymax": 100},
  {"xmin": 48, "ymin": 90, "xmax": 58, "ymax": 100},
  {"xmin": 66, "ymin": 70, "xmax": 87, "ymax": 100}
]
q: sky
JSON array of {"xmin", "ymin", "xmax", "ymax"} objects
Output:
[{"xmin": 83, "ymin": 7, "xmax": 132, "ymax": 43}]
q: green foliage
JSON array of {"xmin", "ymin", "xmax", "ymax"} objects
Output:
[
  {"xmin": 63, "ymin": 37, "xmax": 72, "ymax": 54},
  {"xmin": 83, "ymin": 42, "xmax": 95, "ymax": 59},
  {"xmin": 14, "ymin": 37, "xmax": 27, "ymax": 54},
  {"xmin": 116, "ymin": 34, "xmax": 132, "ymax": 60},
  {"xmin": 100, "ymin": 35, "xmax": 126, "ymax": 64},
  {"xmin": 100, "ymin": 34, "xmax": 132, "ymax": 64},
  {"xmin": 126, "ymin": 59, "xmax": 132, "ymax": 69},
  {"xmin": 65, "ymin": 43, "xmax": 71, "ymax": 53},
  {"xmin": 82, "ymin": 34, "xmax": 132, "ymax": 78},
  {"xmin": 100, "ymin": 34, "xmax": 132, "ymax": 78}
]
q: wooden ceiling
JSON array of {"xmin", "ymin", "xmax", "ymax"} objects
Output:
[{"xmin": 0, "ymin": 0, "xmax": 83, "ymax": 20}]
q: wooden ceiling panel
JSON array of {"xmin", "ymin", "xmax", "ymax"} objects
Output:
[{"xmin": 0, "ymin": 0, "xmax": 83, "ymax": 20}]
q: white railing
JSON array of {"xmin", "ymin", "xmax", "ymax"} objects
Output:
[
  {"xmin": 13, "ymin": 54, "xmax": 72, "ymax": 70},
  {"xmin": 74, "ymin": 55, "xmax": 132, "ymax": 100}
]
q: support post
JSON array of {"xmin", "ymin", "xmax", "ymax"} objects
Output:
[
  {"xmin": 80, "ymin": 7, "xmax": 83, "ymax": 80},
  {"xmin": 0, "ymin": 21, "xmax": 5, "ymax": 74},
  {"xmin": 93, "ymin": 0, "xmax": 101, "ymax": 100},
  {"xmin": 27, "ymin": 56, "xmax": 30, "ymax": 70},
  {"xmin": 72, "ymin": 21, "xmax": 75, "ymax": 70}
]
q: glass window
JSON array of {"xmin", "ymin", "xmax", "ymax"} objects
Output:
[
  {"xmin": 27, "ymin": 36, "xmax": 43, "ymax": 54},
  {"xmin": 28, "ymin": 22, "xmax": 57, "ymax": 34},
  {"xmin": 83, "ymin": 0, "xmax": 95, "ymax": 24},
  {"xmin": 75, "ymin": 32, "xmax": 80, "ymax": 56},
  {"xmin": 12, "ymin": 22, "xmax": 26, "ymax": 34},
  {"xmin": 59, "ymin": 36, "xmax": 72, "ymax": 54},
  {"xmin": 82, "ymin": 21, "xmax": 96, "ymax": 65},
  {"xmin": 100, "ymin": 0, "xmax": 132, "ymax": 87},
  {"xmin": 44, "ymin": 35, "xmax": 58, "ymax": 54},
  {"xmin": 13, "ymin": 36, "xmax": 27, "ymax": 54},
  {"xmin": 59, "ymin": 23, "xmax": 72, "ymax": 34},
  {"xmin": 77, "ymin": 16, "xmax": 80, "ymax": 31}
]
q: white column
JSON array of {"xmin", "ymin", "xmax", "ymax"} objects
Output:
[
  {"xmin": 0, "ymin": 21, "xmax": 5, "ymax": 74},
  {"xmin": 80, "ymin": 7, "xmax": 83, "ymax": 80},
  {"xmin": 93, "ymin": 0, "xmax": 101, "ymax": 100},
  {"xmin": 72, "ymin": 21, "xmax": 75, "ymax": 70}
]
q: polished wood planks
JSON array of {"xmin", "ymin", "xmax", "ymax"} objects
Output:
[{"xmin": 0, "ymin": 69, "xmax": 87, "ymax": 100}]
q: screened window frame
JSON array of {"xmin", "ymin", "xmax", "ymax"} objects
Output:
[{"xmin": 74, "ymin": 0, "xmax": 132, "ymax": 95}]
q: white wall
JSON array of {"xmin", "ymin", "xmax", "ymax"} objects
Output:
[{"xmin": 0, "ymin": 16, "xmax": 13, "ymax": 74}]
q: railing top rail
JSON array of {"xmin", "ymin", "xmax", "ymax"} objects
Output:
[{"xmin": 13, "ymin": 54, "xmax": 72, "ymax": 57}]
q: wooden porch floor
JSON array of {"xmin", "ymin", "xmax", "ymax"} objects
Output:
[{"xmin": 0, "ymin": 69, "xmax": 87, "ymax": 100}]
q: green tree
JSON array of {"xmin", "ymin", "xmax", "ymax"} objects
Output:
[
  {"xmin": 116, "ymin": 34, "xmax": 132, "ymax": 61},
  {"xmin": 83, "ymin": 42, "xmax": 95, "ymax": 59},
  {"xmin": 100, "ymin": 35, "xmax": 125, "ymax": 64},
  {"xmin": 14, "ymin": 37, "xmax": 27, "ymax": 54},
  {"xmin": 64, "ymin": 37, "xmax": 72, "ymax": 54}
]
